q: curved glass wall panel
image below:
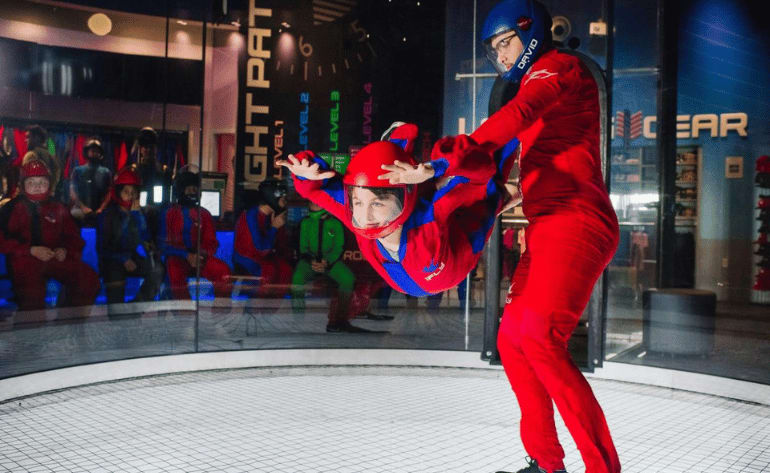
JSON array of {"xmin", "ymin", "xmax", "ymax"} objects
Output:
[
  {"xmin": 605, "ymin": 0, "xmax": 770, "ymax": 384},
  {"xmin": 1, "ymin": 0, "xmax": 767, "ymax": 388},
  {"xmin": 0, "ymin": 0, "xmax": 203, "ymax": 376}
]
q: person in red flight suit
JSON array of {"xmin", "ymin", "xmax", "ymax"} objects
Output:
[
  {"xmin": 233, "ymin": 179, "xmax": 293, "ymax": 298},
  {"xmin": 277, "ymin": 122, "xmax": 520, "ymax": 299},
  {"xmin": 470, "ymin": 1, "xmax": 622, "ymax": 473},
  {"xmin": 158, "ymin": 169, "xmax": 231, "ymax": 300},
  {"xmin": 0, "ymin": 160, "xmax": 99, "ymax": 312}
]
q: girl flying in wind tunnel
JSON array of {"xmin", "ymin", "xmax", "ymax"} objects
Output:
[{"xmin": 276, "ymin": 122, "xmax": 521, "ymax": 298}]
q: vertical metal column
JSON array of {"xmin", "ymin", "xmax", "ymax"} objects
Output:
[
  {"xmin": 480, "ymin": 76, "xmax": 515, "ymax": 363},
  {"xmin": 463, "ymin": 0, "xmax": 479, "ymax": 351},
  {"xmin": 594, "ymin": 0, "xmax": 615, "ymax": 371},
  {"xmin": 482, "ymin": 221, "xmax": 502, "ymax": 362},
  {"xmin": 656, "ymin": 0, "xmax": 679, "ymax": 289},
  {"xmin": 194, "ymin": 19, "xmax": 208, "ymax": 353}
]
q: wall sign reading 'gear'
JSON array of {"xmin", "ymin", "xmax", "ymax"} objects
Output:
[{"xmin": 752, "ymin": 155, "xmax": 770, "ymax": 303}]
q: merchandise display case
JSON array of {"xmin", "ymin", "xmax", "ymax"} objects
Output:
[
  {"xmin": 609, "ymin": 145, "xmax": 701, "ymax": 293},
  {"xmin": 609, "ymin": 145, "xmax": 659, "ymax": 303},
  {"xmin": 752, "ymin": 155, "xmax": 770, "ymax": 304},
  {"xmin": 672, "ymin": 146, "xmax": 700, "ymax": 288}
]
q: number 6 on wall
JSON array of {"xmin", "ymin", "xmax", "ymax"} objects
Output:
[{"xmin": 299, "ymin": 36, "xmax": 313, "ymax": 57}]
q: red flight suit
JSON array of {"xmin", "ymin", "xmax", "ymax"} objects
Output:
[
  {"xmin": 0, "ymin": 196, "xmax": 99, "ymax": 310},
  {"xmin": 471, "ymin": 49, "xmax": 621, "ymax": 473}
]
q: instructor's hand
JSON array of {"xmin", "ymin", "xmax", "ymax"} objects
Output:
[
  {"xmin": 378, "ymin": 161, "xmax": 435, "ymax": 185},
  {"xmin": 276, "ymin": 154, "xmax": 336, "ymax": 181}
]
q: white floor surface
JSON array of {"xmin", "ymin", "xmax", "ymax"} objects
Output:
[{"xmin": 1, "ymin": 366, "xmax": 768, "ymax": 473}]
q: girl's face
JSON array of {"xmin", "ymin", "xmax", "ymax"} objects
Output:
[
  {"xmin": 350, "ymin": 186, "xmax": 402, "ymax": 229},
  {"xmin": 24, "ymin": 176, "xmax": 49, "ymax": 196},
  {"xmin": 120, "ymin": 185, "xmax": 138, "ymax": 203}
]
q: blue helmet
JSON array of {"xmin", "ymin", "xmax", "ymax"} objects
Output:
[{"xmin": 481, "ymin": 0, "xmax": 552, "ymax": 84}]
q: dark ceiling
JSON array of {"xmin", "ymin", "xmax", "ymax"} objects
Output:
[{"xmin": 58, "ymin": 0, "xmax": 219, "ymax": 21}]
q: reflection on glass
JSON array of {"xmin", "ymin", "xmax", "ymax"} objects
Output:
[
  {"xmin": 200, "ymin": 190, "xmax": 221, "ymax": 218},
  {"xmin": 606, "ymin": 145, "xmax": 659, "ymax": 361},
  {"xmin": 153, "ymin": 185, "xmax": 163, "ymax": 204}
]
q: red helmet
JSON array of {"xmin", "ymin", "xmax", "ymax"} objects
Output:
[
  {"xmin": 342, "ymin": 140, "xmax": 418, "ymax": 239},
  {"xmin": 21, "ymin": 159, "xmax": 50, "ymax": 179},
  {"xmin": 114, "ymin": 167, "xmax": 141, "ymax": 187},
  {"xmin": 20, "ymin": 160, "xmax": 51, "ymax": 201},
  {"xmin": 112, "ymin": 167, "xmax": 141, "ymax": 209}
]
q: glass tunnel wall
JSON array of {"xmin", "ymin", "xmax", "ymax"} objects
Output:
[
  {"xmin": 0, "ymin": 0, "xmax": 207, "ymax": 377},
  {"xmin": 0, "ymin": 0, "xmax": 457, "ymax": 380},
  {"xmin": 442, "ymin": 0, "xmax": 769, "ymax": 383},
  {"xmin": 605, "ymin": 0, "xmax": 770, "ymax": 384},
  {"xmin": 0, "ymin": 0, "xmax": 767, "ymax": 385}
]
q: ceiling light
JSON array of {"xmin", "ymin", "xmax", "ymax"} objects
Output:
[{"xmin": 87, "ymin": 13, "xmax": 112, "ymax": 36}]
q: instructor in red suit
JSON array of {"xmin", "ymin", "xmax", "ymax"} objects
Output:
[{"xmin": 474, "ymin": 1, "xmax": 621, "ymax": 473}]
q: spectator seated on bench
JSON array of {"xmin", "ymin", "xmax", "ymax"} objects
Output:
[
  {"xmin": 159, "ymin": 170, "xmax": 232, "ymax": 300},
  {"xmin": 0, "ymin": 160, "xmax": 99, "ymax": 312}
]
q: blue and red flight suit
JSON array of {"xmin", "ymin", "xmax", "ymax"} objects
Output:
[
  {"xmin": 292, "ymin": 131, "xmax": 518, "ymax": 297},
  {"xmin": 159, "ymin": 205, "xmax": 231, "ymax": 299},
  {"xmin": 233, "ymin": 208, "xmax": 292, "ymax": 298}
]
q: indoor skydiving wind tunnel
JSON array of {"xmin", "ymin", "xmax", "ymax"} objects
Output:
[{"xmin": 1, "ymin": 0, "xmax": 769, "ymax": 472}]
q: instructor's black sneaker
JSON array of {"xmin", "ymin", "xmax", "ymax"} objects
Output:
[
  {"xmin": 326, "ymin": 321, "xmax": 377, "ymax": 333},
  {"xmin": 355, "ymin": 311, "xmax": 395, "ymax": 321},
  {"xmin": 496, "ymin": 457, "xmax": 567, "ymax": 473}
]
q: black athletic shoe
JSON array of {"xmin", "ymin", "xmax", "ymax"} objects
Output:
[
  {"xmin": 496, "ymin": 458, "xmax": 567, "ymax": 473},
  {"xmin": 326, "ymin": 321, "xmax": 378, "ymax": 333},
  {"xmin": 355, "ymin": 311, "xmax": 395, "ymax": 321}
]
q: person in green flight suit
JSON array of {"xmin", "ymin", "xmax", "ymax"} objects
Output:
[{"xmin": 291, "ymin": 201, "xmax": 369, "ymax": 333}]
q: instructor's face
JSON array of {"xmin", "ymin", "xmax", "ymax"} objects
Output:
[{"xmin": 490, "ymin": 31, "xmax": 524, "ymax": 71}]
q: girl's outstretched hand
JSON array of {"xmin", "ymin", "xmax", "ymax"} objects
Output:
[
  {"xmin": 378, "ymin": 160, "xmax": 435, "ymax": 185},
  {"xmin": 276, "ymin": 154, "xmax": 337, "ymax": 180}
]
